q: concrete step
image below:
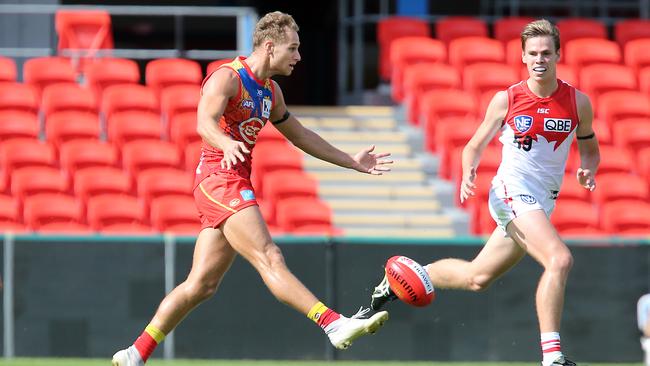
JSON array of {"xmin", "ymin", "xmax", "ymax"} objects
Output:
[
  {"xmin": 333, "ymin": 214, "xmax": 452, "ymax": 228},
  {"xmin": 318, "ymin": 185, "xmax": 436, "ymax": 200},
  {"xmin": 342, "ymin": 227, "xmax": 455, "ymax": 238},
  {"xmin": 327, "ymin": 199, "xmax": 441, "ymax": 212},
  {"xmin": 310, "ymin": 171, "xmax": 426, "ymax": 184},
  {"xmin": 304, "ymin": 156, "xmax": 422, "ymax": 172},
  {"xmin": 315, "ymin": 131, "xmax": 408, "ymax": 143},
  {"xmin": 298, "ymin": 117, "xmax": 397, "ymax": 131},
  {"xmin": 291, "ymin": 105, "xmax": 395, "ymax": 117}
]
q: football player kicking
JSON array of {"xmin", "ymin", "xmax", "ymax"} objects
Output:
[
  {"xmin": 112, "ymin": 11, "xmax": 391, "ymax": 366},
  {"xmin": 370, "ymin": 19, "xmax": 599, "ymax": 366}
]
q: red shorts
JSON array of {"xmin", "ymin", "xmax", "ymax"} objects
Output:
[{"xmin": 193, "ymin": 172, "xmax": 258, "ymax": 229}]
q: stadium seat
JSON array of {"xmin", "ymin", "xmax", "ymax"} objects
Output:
[
  {"xmin": 101, "ymin": 84, "xmax": 158, "ymax": 120},
  {"xmin": 263, "ymin": 170, "xmax": 319, "ymax": 222},
  {"xmin": 601, "ymin": 200, "xmax": 650, "ymax": 234},
  {"xmin": 596, "ymin": 146, "xmax": 634, "ymax": 175},
  {"xmin": 0, "ymin": 82, "xmax": 39, "ymax": 115},
  {"xmin": 55, "ymin": 10, "xmax": 113, "ymax": 57},
  {"xmin": 551, "ymin": 199, "xmax": 599, "ymax": 233},
  {"xmin": 22, "ymin": 57, "xmax": 77, "ymax": 95},
  {"xmin": 150, "ymin": 195, "xmax": 200, "ymax": 235},
  {"xmin": 0, "ymin": 57, "xmax": 17, "ymax": 82},
  {"xmin": 86, "ymin": 194, "xmax": 151, "ymax": 234},
  {"xmin": 11, "ymin": 166, "xmax": 69, "ymax": 200},
  {"xmin": 389, "ymin": 37, "xmax": 447, "ymax": 102},
  {"xmin": 493, "ymin": 17, "xmax": 535, "ymax": 43},
  {"xmin": 591, "ymin": 117, "xmax": 612, "ymax": 146},
  {"xmin": 45, "ymin": 111, "xmax": 101, "ymax": 148},
  {"xmin": 448, "ymin": 37, "xmax": 505, "ymax": 70},
  {"xmin": 145, "ymin": 58, "xmax": 203, "ymax": 95},
  {"xmin": 434, "ymin": 117, "xmax": 480, "ymax": 179},
  {"xmin": 419, "ymin": 89, "xmax": 477, "ymax": 130},
  {"xmin": 558, "ymin": 173, "xmax": 591, "ymax": 202},
  {"xmin": 73, "ymin": 166, "xmax": 132, "ymax": 202},
  {"xmin": 462, "ymin": 62, "xmax": 518, "ymax": 97},
  {"xmin": 122, "ymin": 140, "xmax": 182, "ymax": 177},
  {"xmin": 473, "ymin": 202, "xmax": 497, "ymax": 235},
  {"xmin": 612, "ymin": 118, "xmax": 650, "ymax": 154},
  {"xmin": 170, "ymin": 112, "xmax": 200, "ymax": 148},
  {"xmin": 107, "ymin": 111, "xmax": 163, "ymax": 147},
  {"xmin": 256, "ymin": 123, "xmax": 286, "ymax": 144},
  {"xmin": 23, "ymin": 193, "xmax": 84, "ymax": 231},
  {"xmin": 41, "ymin": 83, "xmax": 97, "ymax": 117},
  {"xmin": 579, "ymin": 64, "xmax": 636, "ymax": 102},
  {"xmin": 450, "ymin": 144, "xmax": 501, "ymax": 185},
  {"xmin": 640, "ymin": 67, "xmax": 650, "ymax": 95},
  {"xmin": 206, "ymin": 59, "xmax": 232, "ymax": 76},
  {"xmin": 59, "ymin": 140, "xmax": 119, "ymax": 175},
  {"xmin": 275, "ymin": 196, "xmax": 334, "ymax": 234},
  {"xmin": 84, "ymin": 58, "xmax": 140, "ymax": 99},
  {"xmin": 251, "ymin": 141, "xmax": 303, "ymax": 199},
  {"xmin": 637, "ymin": 147, "xmax": 650, "ymax": 181},
  {"xmin": 564, "ymin": 38, "xmax": 621, "ymax": 69},
  {"xmin": 136, "ymin": 168, "xmax": 193, "ymax": 206},
  {"xmin": 597, "ymin": 91, "xmax": 650, "ymax": 126},
  {"xmin": 184, "ymin": 140, "xmax": 202, "ymax": 172},
  {"xmin": 0, "ymin": 111, "xmax": 39, "ymax": 141},
  {"xmin": 0, "ymin": 195, "xmax": 25, "ymax": 232},
  {"xmin": 377, "ymin": 16, "xmax": 430, "ymax": 80},
  {"xmin": 592, "ymin": 173, "xmax": 649, "ymax": 206},
  {"xmin": 506, "ymin": 38, "xmax": 523, "ymax": 68},
  {"xmin": 403, "ymin": 62, "xmax": 461, "ymax": 124},
  {"xmin": 624, "ymin": 39, "xmax": 650, "ymax": 73},
  {"xmin": 556, "ymin": 64, "xmax": 579, "ymax": 87},
  {"xmin": 435, "ymin": 16, "xmax": 488, "ymax": 44},
  {"xmin": 556, "ymin": 18, "xmax": 607, "ymax": 47},
  {"xmin": 0, "ymin": 139, "xmax": 56, "ymax": 174},
  {"xmin": 160, "ymin": 84, "xmax": 200, "ymax": 124},
  {"xmin": 614, "ymin": 19, "xmax": 650, "ymax": 47}
]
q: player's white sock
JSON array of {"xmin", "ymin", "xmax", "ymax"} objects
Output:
[
  {"xmin": 541, "ymin": 332, "xmax": 563, "ymax": 366},
  {"xmin": 641, "ymin": 337, "xmax": 650, "ymax": 366}
]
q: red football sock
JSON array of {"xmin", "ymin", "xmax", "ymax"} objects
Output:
[
  {"xmin": 133, "ymin": 324, "xmax": 165, "ymax": 362},
  {"xmin": 307, "ymin": 302, "xmax": 341, "ymax": 329}
]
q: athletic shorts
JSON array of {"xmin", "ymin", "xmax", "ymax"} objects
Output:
[
  {"xmin": 488, "ymin": 177, "xmax": 557, "ymax": 234},
  {"xmin": 193, "ymin": 172, "xmax": 258, "ymax": 229}
]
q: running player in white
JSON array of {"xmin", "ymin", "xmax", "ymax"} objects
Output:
[{"xmin": 370, "ymin": 19, "xmax": 600, "ymax": 366}]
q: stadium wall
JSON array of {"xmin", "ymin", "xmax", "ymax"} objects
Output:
[{"xmin": 1, "ymin": 235, "xmax": 648, "ymax": 362}]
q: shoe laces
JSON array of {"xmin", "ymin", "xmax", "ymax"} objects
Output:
[{"xmin": 350, "ymin": 306, "xmax": 371, "ymax": 319}]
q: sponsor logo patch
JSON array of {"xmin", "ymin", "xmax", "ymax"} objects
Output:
[
  {"xmin": 544, "ymin": 118, "xmax": 572, "ymax": 132},
  {"xmin": 520, "ymin": 194, "xmax": 537, "ymax": 204},
  {"xmin": 240, "ymin": 189, "xmax": 255, "ymax": 201},
  {"xmin": 514, "ymin": 115, "xmax": 533, "ymax": 133},
  {"xmin": 229, "ymin": 198, "xmax": 240, "ymax": 207},
  {"xmin": 262, "ymin": 98, "xmax": 272, "ymax": 119}
]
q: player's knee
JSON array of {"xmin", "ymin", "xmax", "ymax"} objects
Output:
[
  {"xmin": 548, "ymin": 249, "xmax": 573, "ymax": 274},
  {"xmin": 254, "ymin": 242, "xmax": 286, "ymax": 272},
  {"xmin": 185, "ymin": 278, "xmax": 220, "ymax": 302}
]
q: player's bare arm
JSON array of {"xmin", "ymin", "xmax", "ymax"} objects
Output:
[
  {"xmin": 196, "ymin": 68, "xmax": 251, "ymax": 170},
  {"xmin": 270, "ymin": 81, "xmax": 392, "ymax": 175},
  {"xmin": 460, "ymin": 90, "xmax": 508, "ymax": 203},
  {"xmin": 574, "ymin": 90, "xmax": 600, "ymax": 191}
]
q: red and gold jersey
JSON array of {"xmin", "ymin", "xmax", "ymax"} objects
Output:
[{"xmin": 194, "ymin": 56, "xmax": 275, "ymax": 186}]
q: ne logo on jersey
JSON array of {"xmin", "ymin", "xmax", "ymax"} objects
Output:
[
  {"xmin": 514, "ymin": 115, "xmax": 533, "ymax": 133},
  {"xmin": 544, "ymin": 118, "xmax": 572, "ymax": 132}
]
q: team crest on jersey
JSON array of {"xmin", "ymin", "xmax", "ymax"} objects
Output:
[
  {"xmin": 514, "ymin": 115, "xmax": 533, "ymax": 133},
  {"xmin": 241, "ymin": 99, "xmax": 254, "ymax": 109},
  {"xmin": 239, "ymin": 117, "xmax": 264, "ymax": 144}
]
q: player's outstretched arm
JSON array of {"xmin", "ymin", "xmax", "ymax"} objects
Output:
[
  {"xmin": 575, "ymin": 90, "xmax": 600, "ymax": 191},
  {"xmin": 459, "ymin": 91, "xmax": 508, "ymax": 203},
  {"xmin": 271, "ymin": 82, "xmax": 392, "ymax": 175},
  {"xmin": 196, "ymin": 68, "xmax": 251, "ymax": 170}
]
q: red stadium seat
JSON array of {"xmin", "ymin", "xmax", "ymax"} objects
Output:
[
  {"xmin": 146, "ymin": 58, "xmax": 203, "ymax": 95},
  {"xmin": 419, "ymin": 89, "xmax": 477, "ymax": 131},
  {"xmin": 601, "ymin": 200, "xmax": 650, "ymax": 234},
  {"xmin": 579, "ymin": 64, "xmax": 636, "ymax": 102},
  {"xmin": 84, "ymin": 58, "xmax": 140, "ymax": 99},
  {"xmin": 107, "ymin": 111, "xmax": 163, "ymax": 147},
  {"xmin": 59, "ymin": 140, "xmax": 118, "ymax": 175},
  {"xmin": 597, "ymin": 146, "xmax": 634, "ymax": 175},
  {"xmin": 101, "ymin": 84, "xmax": 158, "ymax": 120},
  {"xmin": 160, "ymin": 84, "xmax": 200, "ymax": 123},
  {"xmin": 448, "ymin": 37, "xmax": 505, "ymax": 70},
  {"xmin": 169, "ymin": 112, "xmax": 200, "ymax": 148},
  {"xmin": 251, "ymin": 141, "xmax": 303, "ymax": 199},
  {"xmin": 597, "ymin": 91, "xmax": 650, "ymax": 127},
  {"xmin": 462, "ymin": 62, "xmax": 519, "ymax": 97},
  {"xmin": 23, "ymin": 193, "xmax": 84, "ymax": 230},
  {"xmin": 275, "ymin": 196, "xmax": 333, "ymax": 234},
  {"xmin": 637, "ymin": 147, "xmax": 650, "ymax": 181},
  {"xmin": 640, "ymin": 67, "xmax": 650, "ymax": 95},
  {"xmin": 612, "ymin": 118, "xmax": 650, "ymax": 154},
  {"xmin": 558, "ymin": 172, "xmax": 591, "ymax": 202},
  {"xmin": 256, "ymin": 123, "xmax": 286, "ymax": 145},
  {"xmin": 41, "ymin": 83, "xmax": 97, "ymax": 117},
  {"xmin": 403, "ymin": 62, "xmax": 461, "ymax": 124},
  {"xmin": 450, "ymin": 144, "xmax": 501, "ymax": 185},
  {"xmin": 434, "ymin": 117, "xmax": 481, "ymax": 179},
  {"xmin": 0, "ymin": 111, "xmax": 39, "ymax": 141},
  {"xmin": 377, "ymin": 16, "xmax": 430, "ymax": 81},
  {"xmin": 551, "ymin": 199, "xmax": 599, "ymax": 233},
  {"xmin": 0, "ymin": 57, "xmax": 17, "ymax": 82},
  {"xmin": 0, "ymin": 195, "xmax": 25, "ymax": 232},
  {"xmin": 556, "ymin": 18, "xmax": 607, "ymax": 47},
  {"xmin": 592, "ymin": 173, "xmax": 649, "ymax": 206},
  {"xmin": 624, "ymin": 39, "xmax": 650, "ymax": 73},
  {"xmin": 137, "ymin": 168, "xmax": 193, "ymax": 206},
  {"xmin": 474, "ymin": 202, "xmax": 497, "ymax": 235},
  {"xmin": 184, "ymin": 140, "xmax": 202, "ymax": 172},
  {"xmin": 0, "ymin": 139, "xmax": 56, "ymax": 174},
  {"xmin": 389, "ymin": 37, "xmax": 446, "ymax": 102},
  {"xmin": 55, "ymin": 10, "xmax": 113, "ymax": 56},
  {"xmin": 263, "ymin": 170, "xmax": 318, "ymax": 223},
  {"xmin": 435, "ymin": 16, "xmax": 488, "ymax": 44},
  {"xmin": 564, "ymin": 38, "xmax": 621, "ymax": 69},
  {"xmin": 86, "ymin": 194, "xmax": 151, "ymax": 234},
  {"xmin": 22, "ymin": 57, "xmax": 76, "ymax": 95},
  {"xmin": 493, "ymin": 17, "xmax": 535, "ymax": 43},
  {"xmin": 150, "ymin": 195, "xmax": 200, "ymax": 235},
  {"xmin": 206, "ymin": 59, "xmax": 232, "ymax": 76},
  {"xmin": 122, "ymin": 140, "xmax": 181, "ymax": 177},
  {"xmin": 614, "ymin": 19, "xmax": 650, "ymax": 47},
  {"xmin": 0, "ymin": 82, "xmax": 39, "ymax": 115},
  {"xmin": 73, "ymin": 166, "xmax": 132, "ymax": 202},
  {"xmin": 506, "ymin": 38, "xmax": 523, "ymax": 68},
  {"xmin": 556, "ymin": 64, "xmax": 579, "ymax": 87},
  {"xmin": 11, "ymin": 166, "xmax": 69, "ymax": 200},
  {"xmin": 45, "ymin": 111, "xmax": 100, "ymax": 148}
]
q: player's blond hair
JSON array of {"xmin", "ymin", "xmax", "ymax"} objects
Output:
[
  {"xmin": 521, "ymin": 19, "xmax": 561, "ymax": 52},
  {"xmin": 253, "ymin": 11, "xmax": 299, "ymax": 49}
]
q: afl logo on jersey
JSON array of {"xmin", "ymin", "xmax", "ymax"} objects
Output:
[
  {"xmin": 239, "ymin": 117, "xmax": 264, "ymax": 144},
  {"xmin": 241, "ymin": 99, "xmax": 254, "ymax": 109},
  {"xmin": 513, "ymin": 115, "xmax": 533, "ymax": 133}
]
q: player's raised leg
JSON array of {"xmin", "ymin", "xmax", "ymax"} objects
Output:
[
  {"xmin": 221, "ymin": 205, "xmax": 388, "ymax": 349},
  {"xmin": 112, "ymin": 228, "xmax": 237, "ymax": 366},
  {"xmin": 506, "ymin": 209, "xmax": 575, "ymax": 366}
]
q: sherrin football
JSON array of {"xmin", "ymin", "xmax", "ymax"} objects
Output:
[{"xmin": 385, "ymin": 255, "xmax": 435, "ymax": 307}]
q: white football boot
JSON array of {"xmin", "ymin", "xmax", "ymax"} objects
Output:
[
  {"xmin": 111, "ymin": 345, "xmax": 144, "ymax": 366},
  {"xmin": 325, "ymin": 307, "xmax": 389, "ymax": 349}
]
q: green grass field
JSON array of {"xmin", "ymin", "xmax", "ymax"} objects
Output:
[{"xmin": 0, "ymin": 359, "xmax": 640, "ymax": 366}]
